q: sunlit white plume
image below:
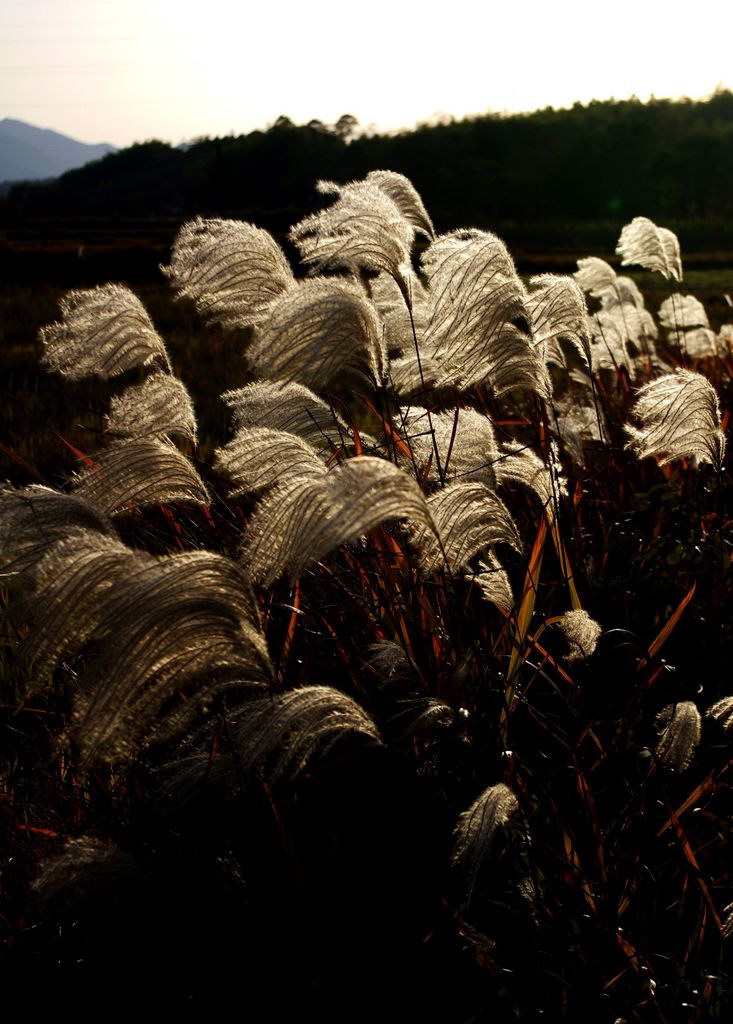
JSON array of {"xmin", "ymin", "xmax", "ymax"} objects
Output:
[
  {"xmin": 420, "ymin": 230, "xmax": 550, "ymax": 397},
  {"xmin": 625, "ymin": 369, "xmax": 725, "ymax": 471},
  {"xmin": 616, "ymin": 216, "xmax": 683, "ymax": 281},
  {"xmin": 40, "ymin": 284, "xmax": 172, "ymax": 379},
  {"xmin": 246, "ymin": 277, "xmax": 386, "ymax": 390},
  {"xmin": 163, "ymin": 217, "xmax": 295, "ymax": 329},
  {"xmin": 290, "ymin": 178, "xmax": 416, "ymax": 301}
]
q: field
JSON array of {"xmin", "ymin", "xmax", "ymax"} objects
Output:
[{"xmin": 2, "ymin": 188, "xmax": 733, "ymax": 1022}]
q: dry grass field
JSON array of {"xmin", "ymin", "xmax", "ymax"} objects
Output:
[{"xmin": 2, "ymin": 190, "xmax": 733, "ymax": 1021}]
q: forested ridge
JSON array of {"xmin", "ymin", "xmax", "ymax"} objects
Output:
[{"xmin": 3, "ymin": 91, "xmax": 733, "ymax": 264}]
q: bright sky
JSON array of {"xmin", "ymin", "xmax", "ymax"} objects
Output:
[{"xmin": 3, "ymin": 0, "xmax": 732, "ymax": 147}]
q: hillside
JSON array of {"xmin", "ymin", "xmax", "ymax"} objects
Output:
[{"xmin": 0, "ymin": 119, "xmax": 115, "ymax": 185}]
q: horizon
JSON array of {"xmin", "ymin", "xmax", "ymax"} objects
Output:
[{"xmin": 3, "ymin": 0, "xmax": 731, "ymax": 150}]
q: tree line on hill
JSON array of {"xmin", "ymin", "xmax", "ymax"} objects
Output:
[{"xmin": 3, "ymin": 91, "xmax": 733, "ymax": 257}]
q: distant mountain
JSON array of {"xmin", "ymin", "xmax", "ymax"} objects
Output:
[{"xmin": 0, "ymin": 118, "xmax": 116, "ymax": 185}]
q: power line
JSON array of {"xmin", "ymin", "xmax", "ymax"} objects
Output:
[
  {"xmin": 0, "ymin": 62, "xmax": 200, "ymax": 74},
  {"xmin": 0, "ymin": 34, "xmax": 190, "ymax": 44}
]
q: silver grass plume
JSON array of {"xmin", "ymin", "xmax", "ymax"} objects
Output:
[
  {"xmin": 589, "ymin": 309, "xmax": 634, "ymax": 372},
  {"xmin": 17, "ymin": 533, "xmax": 154, "ymax": 680},
  {"xmin": 659, "ymin": 295, "xmax": 709, "ymax": 332},
  {"xmin": 620, "ymin": 305, "xmax": 659, "ymax": 349},
  {"xmin": 369, "ymin": 265, "xmax": 447, "ymax": 400},
  {"xmin": 242, "ymin": 456, "xmax": 438, "ymax": 587},
  {"xmin": 72, "ymin": 551, "xmax": 271, "ymax": 762},
  {"xmin": 387, "ymin": 353, "xmax": 454, "ymax": 400},
  {"xmin": 246, "ymin": 277, "xmax": 386, "ymax": 390},
  {"xmin": 625, "ymin": 369, "xmax": 726, "ymax": 471},
  {"xmin": 669, "ymin": 327, "xmax": 719, "ymax": 359},
  {"xmin": 33, "ymin": 837, "xmax": 143, "ymax": 902},
  {"xmin": 557, "ymin": 609, "xmax": 602, "ymax": 663},
  {"xmin": 289, "ymin": 179, "xmax": 415, "ymax": 301},
  {"xmin": 610, "ymin": 276, "xmax": 647, "ymax": 310},
  {"xmin": 554, "ymin": 399, "xmax": 606, "ymax": 467},
  {"xmin": 398, "ymin": 406, "xmax": 498, "ymax": 487},
  {"xmin": 422, "ymin": 228, "xmax": 517, "ymax": 286},
  {"xmin": 720, "ymin": 324, "xmax": 733, "ymax": 353},
  {"xmin": 495, "ymin": 442, "xmax": 556, "ymax": 509},
  {"xmin": 616, "ymin": 216, "xmax": 683, "ymax": 281},
  {"xmin": 380, "ymin": 696, "xmax": 454, "ymax": 745},
  {"xmin": 20, "ymin": 543, "xmax": 262, "ymax": 670},
  {"xmin": 585, "ymin": 267, "xmax": 660, "ymax": 376},
  {"xmin": 467, "ymin": 555, "xmax": 514, "ymax": 613},
  {"xmin": 527, "ymin": 274, "xmax": 592, "ymax": 368},
  {"xmin": 162, "ymin": 216, "xmax": 295, "ymax": 329},
  {"xmin": 368, "ymin": 270, "xmax": 429, "ymax": 357},
  {"xmin": 165, "ymin": 686, "xmax": 381, "ymax": 796},
  {"xmin": 590, "ymin": 304, "xmax": 658, "ymax": 375},
  {"xmin": 73, "ymin": 437, "xmax": 210, "ymax": 516},
  {"xmin": 420, "ymin": 230, "xmax": 550, "ymax": 398},
  {"xmin": 575, "ymin": 257, "xmax": 648, "ymax": 314},
  {"xmin": 385, "ymin": 697, "xmax": 456, "ymax": 744},
  {"xmin": 707, "ymin": 697, "xmax": 733, "ymax": 734},
  {"xmin": 365, "ymin": 169, "xmax": 435, "ymax": 240},
  {"xmin": 222, "ymin": 380, "xmax": 350, "ymax": 451},
  {"xmin": 452, "ymin": 782, "xmax": 522, "ymax": 905},
  {"xmin": 365, "ymin": 653, "xmax": 456, "ymax": 737},
  {"xmin": 420, "ymin": 481, "xmax": 522, "ymax": 576},
  {"xmin": 456, "ymin": 314, "xmax": 549, "ymax": 399},
  {"xmin": 367, "ymin": 639, "xmax": 420, "ymax": 685},
  {"xmin": 213, "ymin": 426, "xmax": 327, "ymax": 497},
  {"xmin": 40, "ymin": 284, "xmax": 172, "ymax": 379},
  {"xmin": 594, "ymin": 276, "xmax": 651, "ymax": 332},
  {"xmin": 218, "ymin": 687, "xmax": 381, "ymax": 782},
  {"xmin": 105, "ymin": 370, "xmax": 198, "ymax": 443},
  {"xmin": 655, "ymin": 701, "xmax": 701, "ymax": 772},
  {"xmin": 0, "ymin": 485, "xmax": 117, "ymax": 576},
  {"xmin": 659, "ymin": 295, "xmax": 718, "ymax": 357},
  {"xmin": 574, "ymin": 256, "xmax": 619, "ymax": 299}
]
